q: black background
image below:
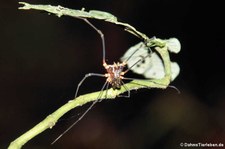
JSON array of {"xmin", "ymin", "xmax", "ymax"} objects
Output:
[{"xmin": 1, "ymin": 0, "xmax": 225, "ymax": 149}]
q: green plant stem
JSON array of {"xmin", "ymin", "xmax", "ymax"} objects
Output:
[{"xmin": 8, "ymin": 75, "xmax": 169, "ymax": 149}]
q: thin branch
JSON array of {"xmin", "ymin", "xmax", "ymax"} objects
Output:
[{"xmin": 8, "ymin": 77, "xmax": 169, "ymax": 149}]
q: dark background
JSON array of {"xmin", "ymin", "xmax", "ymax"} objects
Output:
[{"xmin": 1, "ymin": 0, "xmax": 225, "ymax": 149}]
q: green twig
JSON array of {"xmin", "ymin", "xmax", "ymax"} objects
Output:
[{"xmin": 8, "ymin": 77, "xmax": 169, "ymax": 149}]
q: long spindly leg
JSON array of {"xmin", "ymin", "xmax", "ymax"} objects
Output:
[
  {"xmin": 51, "ymin": 18, "xmax": 109, "ymax": 144},
  {"xmin": 74, "ymin": 73, "xmax": 106, "ymax": 99},
  {"xmin": 123, "ymin": 53, "xmax": 150, "ymax": 74},
  {"xmin": 52, "ymin": 80, "xmax": 109, "ymax": 145},
  {"xmin": 118, "ymin": 81, "xmax": 130, "ymax": 98},
  {"xmin": 123, "ymin": 44, "xmax": 152, "ymax": 64},
  {"xmin": 98, "ymin": 81, "xmax": 110, "ymax": 103},
  {"xmin": 78, "ymin": 18, "xmax": 106, "ymax": 64}
]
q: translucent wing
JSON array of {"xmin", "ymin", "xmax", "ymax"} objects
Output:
[
  {"xmin": 121, "ymin": 42, "xmax": 152, "ymax": 74},
  {"xmin": 170, "ymin": 62, "xmax": 180, "ymax": 81},
  {"xmin": 143, "ymin": 52, "xmax": 165, "ymax": 79},
  {"xmin": 166, "ymin": 38, "xmax": 181, "ymax": 53},
  {"xmin": 121, "ymin": 41, "xmax": 180, "ymax": 81}
]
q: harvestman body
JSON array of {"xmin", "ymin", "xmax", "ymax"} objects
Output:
[
  {"xmin": 51, "ymin": 18, "xmax": 145, "ymax": 144},
  {"xmin": 52, "ymin": 18, "xmax": 172, "ymax": 144}
]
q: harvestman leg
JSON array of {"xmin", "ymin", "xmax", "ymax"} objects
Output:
[
  {"xmin": 80, "ymin": 18, "xmax": 106, "ymax": 64},
  {"xmin": 74, "ymin": 73, "xmax": 106, "ymax": 98},
  {"xmin": 51, "ymin": 77, "xmax": 108, "ymax": 144},
  {"xmin": 118, "ymin": 81, "xmax": 130, "ymax": 98},
  {"xmin": 81, "ymin": 19, "xmax": 133, "ymax": 98},
  {"xmin": 98, "ymin": 81, "xmax": 110, "ymax": 102},
  {"xmin": 117, "ymin": 52, "xmax": 151, "ymax": 97},
  {"xmin": 52, "ymin": 18, "xmax": 109, "ymax": 144},
  {"xmin": 117, "ymin": 45, "xmax": 153, "ymax": 98},
  {"xmin": 73, "ymin": 18, "xmax": 109, "ymax": 101}
]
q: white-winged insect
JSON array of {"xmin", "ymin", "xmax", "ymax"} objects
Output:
[
  {"xmin": 52, "ymin": 18, "xmax": 180, "ymax": 144},
  {"xmin": 121, "ymin": 38, "xmax": 181, "ymax": 81}
]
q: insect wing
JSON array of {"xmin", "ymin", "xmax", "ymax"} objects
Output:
[
  {"xmin": 166, "ymin": 38, "xmax": 181, "ymax": 53},
  {"xmin": 144, "ymin": 53, "xmax": 180, "ymax": 81},
  {"xmin": 121, "ymin": 42, "xmax": 180, "ymax": 81},
  {"xmin": 143, "ymin": 52, "xmax": 165, "ymax": 79},
  {"xmin": 170, "ymin": 62, "xmax": 180, "ymax": 81},
  {"xmin": 121, "ymin": 42, "xmax": 152, "ymax": 74}
]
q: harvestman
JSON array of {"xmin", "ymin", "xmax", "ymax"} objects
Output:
[{"xmin": 51, "ymin": 18, "xmax": 171, "ymax": 144}]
